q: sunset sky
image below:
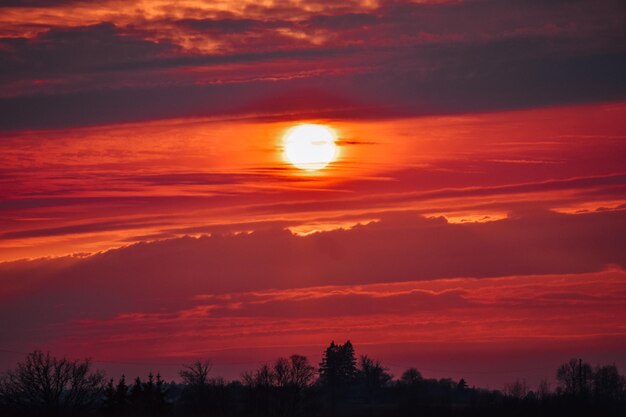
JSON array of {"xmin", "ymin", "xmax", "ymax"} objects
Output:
[{"xmin": 1, "ymin": 0, "xmax": 625, "ymax": 388}]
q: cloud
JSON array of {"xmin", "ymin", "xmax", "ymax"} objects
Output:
[
  {"xmin": 1, "ymin": 100, "xmax": 623, "ymax": 262},
  {"xmin": 0, "ymin": 23, "xmax": 179, "ymax": 81},
  {"xmin": 1, "ymin": 209, "xmax": 623, "ymax": 304},
  {"xmin": 0, "ymin": 207, "xmax": 623, "ymax": 385},
  {"xmin": 1, "ymin": 263, "xmax": 624, "ymax": 386},
  {"xmin": 1, "ymin": 0, "xmax": 625, "ymax": 129},
  {"xmin": 0, "ymin": 0, "xmax": 78, "ymax": 6}
]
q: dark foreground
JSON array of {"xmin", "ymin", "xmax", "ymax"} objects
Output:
[{"xmin": 1, "ymin": 341, "xmax": 624, "ymax": 417}]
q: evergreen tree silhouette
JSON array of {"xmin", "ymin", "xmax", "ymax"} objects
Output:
[
  {"xmin": 129, "ymin": 376, "xmax": 143, "ymax": 414},
  {"xmin": 103, "ymin": 378, "xmax": 116, "ymax": 415},
  {"xmin": 103, "ymin": 375, "xmax": 130, "ymax": 415},
  {"xmin": 131, "ymin": 376, "xmax": 143, "ymax": 396},
  {"xmin": 154, "ymin": 373, "xmax": 169, "ymax": 415},
  {"xmin": 319, "ymin": 340, "xmax": 358, "ymax": 415},
  {"xmin": 115, "ymin": 375, "xmax": 129, "ymax": 413},
  {"xmin": 457, "ymin": 378, "xmax": 468, "ymax": 391}
]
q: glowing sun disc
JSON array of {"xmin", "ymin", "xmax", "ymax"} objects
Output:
[{"xmin": 283, "ymin": 124, "xmax": 338, "ymax": 171}]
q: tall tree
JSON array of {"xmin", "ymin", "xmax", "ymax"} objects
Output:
[
  {"xmin": 593, "ymin": 364, "xmax": 624, "ymax": 403},
  {"xmin": 102, "ymin": 375, "xmax": 130, "ymax": 415},
  {"xmin": 358, "ymin": 355, "xmax": 392, "ymax": 403},
  {"xmin": 289, "ymin": 355, "xmax": 316, "ymax": 389},
  {"xmin": 115, "ymin": 375, "xmax": 129, "ymax": 413},
  {"xmin": 180, "ymin": 360, "xmax": 211, "ymax": 387},
  {"xmin": 288, "ymin": 355, "xmax": 316, "ymax": 416},
  {"xmin": 319, "ymin": 340, "xmax": 358, "ymax": 386},
  {"xmin": 179, "ymin": 360, "xmax": 212, "ymax": 415},
  {"xmin": 319, "ymin": 340, "xmax": 358, "ymax": 415},
  {"xmin": 242, "ymin": 363, "xmax": 276, "ymax": 416},
  {"xmin": 102, "ymin": 378, "xmax": 117, "ymax": 415},
  {"xmin": 274, "ymin": 357, "xmax": 291, "ymax": 389},
  {"xmin": 504, "ymin": 379, "xmax": 528, "ymax": 399},
  {"xmin": 557, "ymin": 358, "xmax": 593, "ymax": 396}
]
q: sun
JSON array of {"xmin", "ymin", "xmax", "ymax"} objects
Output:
[{"xmin": 282, "ymin": 124, "xmax": 338, "ymax": 171}]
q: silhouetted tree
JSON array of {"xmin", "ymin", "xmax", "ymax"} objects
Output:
[
  {"xmin": 154, "ymin": 373, "xmax": 168, "ymax": 414},
  {"xmin": 319, "ymin": 340, "xmax": 358, "ymax": 415},
  {"xmin": 536, "ymin": 378, "xmax": 551, "ymax": 400},
  {"xmin": 557, "ymin": 358, "xmax": 593, "ymax": 397},
  {"xmin": 275, "ymin": 355, "xmax": 317, "ymax": 415},
  {"xmin": 102, "ymin": 375, "xmax": 130, "ymax": 415},
  {"xmin": 287, "ymin": 355, "xmax": 316, "ymax": 416},
  {"xmin": 319, "ymin": 341, "xmax": 358, "ymax": 385},
  {"xmin": 358, "ymin": 355, "xmax": 392, "ymax": 402},
  {"xmin": 0, "ymin": 350, "xmax": 104, "ymax": 416},
  {"xmin": 273, "ymin": 357, "xmax": 292, "ymax": 416},
  {"xmin": 397, "ymin": 368, "xmax": 424, "ymax": 414},
  {"xmin": 115, "ymin": 375, "xmax": 129, "ymax": 413},
  {"xmin": 289, "ymin": 354, "xmax": 316, "ymax": 389},
  {"xmin": 593, "ymin": 364, "xmax": 624, "ymax": 403},
  {"xmin": 457, "ymin": 377, "xmax": 468, "ymax": 391},
  {"xmin": 504, "ymin": 379, "xmax": 529, "ymax": 399},
  {"xmin": 274, "ymin": 357, "xmax": 290, "ymax": 388},
  {"xmin": 129, "ymin": 376, "xmax": 143, "ymax": 411},
  {"xmin": 242, "ymin": 363, "xmax": 276, "ymax": 416},
  {"xmin": 180, "ymin": 360, "xmax": 211, "ymax": 386},
  {"xmin": 208, "ymin": 376, "xmax": 230, "ymax": 416},
  {"xmin": 103, "ymin": 378, "xmax": 117, "ymax": 414},
  {"xmin": 126, "ymin": 372, "xmax": 168, "ymax": 415},
  {"xmin": 239, "ymin": 355, "xmax": 316, "ymax": 417},
  {"xmin": 179, "ymin": 360, "xmax": 212, "ymax": 415},
  {"xmin": 400, "ymin": 368, "xmax": 423, "ymax": 386},
  {"xmin": 3, "ymin": 345, "xmax": 626, "ymax": 417}
]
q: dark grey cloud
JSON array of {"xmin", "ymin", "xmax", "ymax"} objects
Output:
[
  {"xmin": 0, "ymin": 0, "xmax": 79, "ymax": 6},
  {"xmin": 1, "ymin": 42, "xmax": 624, "ymax": 130},
  {"xmin": 0, "ymin": 0, "xmax": 625, "ymax": 129},
  {"xmin": 307, "ymin": 13, "xmax": 379, "ymax": 29},
  {"xmin": 0, "ymin": 23, "xmax": 179, "ymax": 80},
  {"xmin": 173, "ymin": 17, "xmax": 280, "ymax": 34}
]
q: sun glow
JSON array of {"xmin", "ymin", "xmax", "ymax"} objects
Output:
[{"xmin": 282, "ymin": 124, "xmax": 338, "ymax": 171}]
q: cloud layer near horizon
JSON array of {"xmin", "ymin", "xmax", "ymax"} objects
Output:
[
  {"xmin": 3, "ymin": 209, "xmax": 624, "ymax": 300},
  {"xmin": 0, "ymin": 212, "xmax": 625, "ymax": 385},
  {"xmin": 1, "ymin": 210, "xmax": 624, "ymax": 367}
]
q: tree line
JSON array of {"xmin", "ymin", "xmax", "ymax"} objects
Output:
[{"xmin": 0, "ymin": 341, "xmax": 624, "ymax": 416}]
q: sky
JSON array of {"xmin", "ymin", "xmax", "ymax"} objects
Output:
[{"xmin": 0, "ymin": 0, "xmax": 625, "ymax": 389}]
